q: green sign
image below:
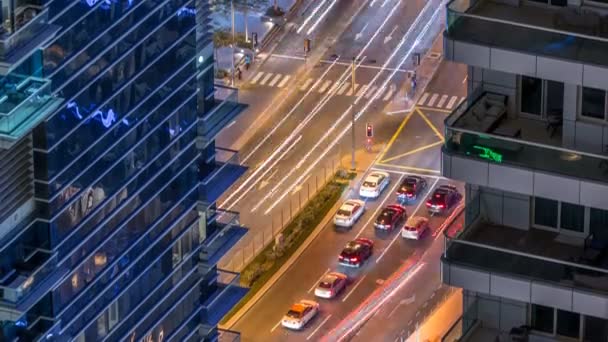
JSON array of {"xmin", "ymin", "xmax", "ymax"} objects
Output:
[{"xmin": 473, "ymin": 145, "xmax": 502, "ymax": 163}]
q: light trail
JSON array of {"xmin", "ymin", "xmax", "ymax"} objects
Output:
[
  {"xmin": 297, "ymin": 0, "xmax": 329, "ymax": 33},
  {"xmin": 262, "ymin": 0, "xmax": 444, "ymax": 214},
  {"xmin": 306, "ymin": 0, "xmax": 339, "ymax": 35}
]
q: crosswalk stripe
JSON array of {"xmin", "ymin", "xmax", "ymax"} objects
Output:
[
  {"xmin": 427, "ymin": 94, "xmax": 439, "ymax": 107},
  {"xmin": 268, "ymin": 74, "xmax": 282, "ymax": 87},
  {"xmin": 446, "ymin": 96, "xmax": 458, "ymax": 110},
  {"xmin": 347, "ymin": 84, "xmax": 360, "ymax": 96},
  {"xmin": 260, "ymin": 73, "xmax": 274, "ymax": 85},
  {"xmin": 418, "ymin": 92, "xmax": 430, "ymax": 105},
  {"xmin": 437, "ymin": 95, "xmax": 448, "ymax": 108},
  {"xmin": 311, "ymin": 79, "xmax": 323, "ymax": 90},
  {"xmin": 383, "ymin": 85, "xmax": 396, "ymax": 101},
  {"xmin": 365, "ymin": 86, "xmax": 378, "ymax": 99},
  {"xmin": 299, "ymin": 78, "xmax": 313, "ymax": 91},
  {"xmin": 328, "ymin": 81, "xmax": 341, "ymax": 95},
  {"xmin": 250, "ymin": 71, "xmax": 264, "ymax": 84},
  {"xmin": 375, "ymin": 86, "xmax": 386, "ymax": 100},
  {"xmin": 356, "ymin": 85, "xmax": 368, "ymax": 97},
  {"xmin": 277, "ymin": 75, "xmax": 291, "ymax": 88},
  {"xmin": 319, "ymin": 80, "xmax": 332, "ymax": 93},
  {"xmin": 337, "ymin": 82, "xmax": 350, "ymax": 95}
]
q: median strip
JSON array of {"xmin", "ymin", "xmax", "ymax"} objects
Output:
[{"xmin": 220, "ymin": 170, "xmax": 355, "ymax": 326}]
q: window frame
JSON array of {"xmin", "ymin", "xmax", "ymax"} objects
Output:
[
  {"xmin": 519, "ymin": 76, "xmax": 565, "ymax": 119},
  {"xmin": 531, "ymin": 197, "xmax": 588, "ymax": 237},
  {"xmin": 579, "ymin": 86, "xmax": 608, "ymax": 123},
  {"xmin": 529, "ymin": 305, "xmax": 584, "ymax": 339}
]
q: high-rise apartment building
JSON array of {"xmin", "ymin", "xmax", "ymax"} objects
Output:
[
  {"xmin": 441, "ymin": 0, "xmax": 608, "ymax": 340},
  {"xmin": 0, "ymin": 1, "xmax": 247, "ymax": 341}
]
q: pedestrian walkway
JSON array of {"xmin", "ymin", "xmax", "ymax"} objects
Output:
[
  {"xmin": 248, "ymin": 71, "xmax": 399, "ymax": 101},
  {"xmin": 417, "ymin": 92, "xmax": 465, "ymax": 111}
]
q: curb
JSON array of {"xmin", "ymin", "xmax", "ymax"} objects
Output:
[{"xmin": 221, "ymin": 184, "xmax": 350, "ymax": 329}]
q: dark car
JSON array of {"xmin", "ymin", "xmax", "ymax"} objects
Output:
[
  {"xmin": 374, "ymin": 204, "xmax": 407, "ymax": 231},
  {"xmin": 396, "ymin": 176, "xmax": 427, "ymax": 202},
  {"xmin": 338, "ymin": 238, "xmax": 374, "ymax": 268},
  {"xmin": 426, "ymin": 185, "xmax": 461, "ymax": 215}
]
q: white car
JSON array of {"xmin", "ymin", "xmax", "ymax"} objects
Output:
[
  {"xmin": 333, "ymin": 200, "xmax": 365, "ymax": 227},
  {"xmin": 281, "ymin": 300, "xmax": 320, "ymax": 330},
  {"xmin": 401, "ymin": 216, "xmax": 430, "ymax": 240},
  {"xmin": 314, "ymin": 272, "xmax": 348, "ymax": 299},
  {"xmin": 359, "ymin": 171, "xmax": 390, "ymax": 198}
]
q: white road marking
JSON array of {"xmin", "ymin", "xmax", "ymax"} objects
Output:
[
  {"xmin": 308, "ymin": 268, "xmax": 331, "ymax": 293},
  {"xmin": 417, "ymin": 92, "xmax": 429, "ymax": 105},
  {"xmin": 277, "ymin": 75, "xmax": 291, "ymax": 88},
  {"xmin": 307, "ymin": 315, "xmax": 332, "ymax": 340},
  {"xmin": 338, "ymin": 82, "xmax": 350, "ymax": 95},
  {"xmin": 268, "ymin": 74, "xmax": 282, "ymax": 87},
  {"xmin": 299, "ymin": 78, "xmax": 313, "ymax": 91},
  {"xmin": 319, "ymin": 80, "xmax": 332, "ymax": 93},
  {"xmin": 370, "ymin": 167, "xmax": 446, "ymax": 180},
  {"xmin": 383, "ymin": 84, "xmax": 396, "ymax": 101},
  {"xmin": 365, "ymin": 85, "xmax": 378, "ymax": 99},
  {"xmin": 271, "ymin": 53, "xmax": 411, "ymax": 73},
  {"xmin": 328, "ymin": 82, "xmax": 341, "ymax": 95},
  {"xmin": 250, "ymin": 71, "xmax": 264, "ymax": 84},
  {"xmin": 342, "ymin": 275, "xmax": 367, "ymax": 302},
  {"xmin": 356, "ymin": 84, "xmax": 368, "ymax": 97},
  {"xmin": 270, "ymin": 319, "xmax": 282, "ymax": 332},
  {"xmin": 346, "ymin": 84, "xmax": 360, "ymax": 96},
  {"xmin": 355, "ymin": 175, "xmax": 404, "ymax": 238},
  {"xmin": 381, "ymin": 0, "xmax": 391, "ymax": 6},
  {"xmin": 376, "ymin": 178, "xmax": 439, "ymax": 263},
  {"xmin": 260, "ymin": 73, "xmax": 274, "ymax": 85},
  {"xmin": 427, "ymin": 93, "xmax": 439, "ymax": 107},
  {"xmin": 311, "ymin": 78, "xmax": 323, "ymax": 90},
  {"xmin": 375, "ymin": 86, "xmax": 386, "ymax": 100},
  {"xmin": 437, "ymin": 94, "xmax": 448, "ymax": 108},
  {"xmin": 446, "ymin": 95, "xmax": 458, "ymax": 110}
]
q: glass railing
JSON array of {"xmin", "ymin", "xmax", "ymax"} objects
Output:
[
  {"xmin": 443, "ymin": 200, "xmax": 608, "ymax": 297},
  {"xmin": 199, "ymin": 85, "xmax": 242, "ymax": 139},
  {"xmin": 443, "ymin": 93, "xmax": 608, "ymax": 183},
  {"xmin": 202, "ymin": 269, "xmax": 240, "ymax": 310},
  {"xmin": 201, "ymin": 270, "xmax": 247, "ymax": 326},
  {"xmin": 202, "ymin": 147, "xmax": 240, "ymax": 186},
  {"xmin": 201, "ymin": 210, "xmax": 247, "ymax": 265},
  {"xmin": 446, "ymin": 0, "xmax": 608, "ymax": 67},
  {"xmin": 0, "ymin": 8, "xmax": 58, "ymax": 61},
  {"xmin": 0, "ymin": 250, "xmax": 64, "ymax": 306},
  {"xmin": 0, "ymin": 77, "xmax": 61, "ymax": 137}
]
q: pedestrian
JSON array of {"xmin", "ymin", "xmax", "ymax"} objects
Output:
[
  {"xmin": 245, "ymin": 55, "xmax": 251, "ymax": 70},
  {"xmin": 236, "ymin": 67, "xmax": 242, "ymax": 80}
]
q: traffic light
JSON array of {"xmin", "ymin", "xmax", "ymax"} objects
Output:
[
  {"xmin": 366, "ymin": 123, "xmax": 373, "ymax": 138},
  {"xmin": 252, "ymin": 32, "xmax": 258, "ymax": 47},
  {"xmin": 304, "ymin": 38, "xmax": 311, "ymax": 53}
]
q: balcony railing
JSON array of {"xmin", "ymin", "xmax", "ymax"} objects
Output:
[
  {"xmin": 201, "ymin": 209, "xmax": 247, "ymax": 266},
  {"xmin": 446, "ymin": 0, "xmax": 608, "ymax": 67},
  {"xmin": 444, "ymin": 91, "xmax": 608, "ymax": 183},
  {"xmin": 200, "ymin": 147, "xmax": 247, "ymax": 204},
  {"xmin": 443, "ymin": 194, "xmax": 608, "ymax": 297},
  {"xmin": 201, "ymin": 269, "xmax": 247, "ymax": 326},
  {"xmin": 199, "ymin": 85, "xmax": 246, "ymax": 141}
]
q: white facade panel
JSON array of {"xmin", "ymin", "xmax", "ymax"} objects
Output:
[
  {"xmin": 454, "ymin": 41, "xmax": 490, "ymax": 69},
  {"xmin": 450, "ymin": 156, "xmax": 489, "ymax": 186},
  {"xmin": 502, "ymin": 194, "xmax": 530, "ymax": 230},
  {"xmin": 448, "ymin": 264, "xmax": 491, "ymax": 294},
  {"xmin": 490, "ymin": 274, "xmax": 531, "ymax": 302},
  {"xmin": 531, "ymin": 282, "xmax": 572, "ymax": 311},
  {"xmin": 583, "ymin": 64, "xmax": 608, "ymax": 90},
  {"xmin": 488, "ymin": 164, "xmax": 533, "ymax": 196},
  {"xmin": 490, "ymin": 48, "xmax": 536, "ymax": 76},
  {"xmin": 533, "ymin": 172, "xmax": 580, "ymax": 204},
  {"xmin": 573, "ymin": 291, "xmax": 608, "ymax": 319},
  {"xmin": 536, "ymin": 57, "xmax": 583, "ymax": 84},
  {"xmin": 580, "ymin": 180, "xmax": 608, "ymax": 211}
]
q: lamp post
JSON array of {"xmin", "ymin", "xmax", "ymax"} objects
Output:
[
  {"xmin": 231, "ymin": 0, "xmax": 236, "ymax": 86},
  {"xmin": 350, "ymin": 57, "xmax": 356, "ymax": 171}
]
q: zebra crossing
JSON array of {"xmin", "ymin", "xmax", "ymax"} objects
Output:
[
  {"xmin": 249, "ymin": 71, "xmax": 398, "ymax": 101},
  {"xmin": 417, "ymin": 92, "xmax": 466, "ymax": 110}
]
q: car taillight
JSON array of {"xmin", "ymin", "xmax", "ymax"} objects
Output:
[
  {"xmin": 350, "ymin": 257, "xmax": 358, "ymax": 262},
  {"xmin": 407, "ymin": 193, "xmax": 413, "ymax": 197},
  {"xmin": 339, "ymin": 255, "xmax": 344, "ymax": 260},
  {"xmin": 438, "ymin": 204, "xmax": 445, "ymax": 208},
  {"xmin": 425, "ymin": 201, "xmax": 432, "ymax": 207}
]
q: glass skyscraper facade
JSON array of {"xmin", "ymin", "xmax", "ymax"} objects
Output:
[{"xmin": 0, "ymin": 0, "xmax": 247, "ymax": 341}]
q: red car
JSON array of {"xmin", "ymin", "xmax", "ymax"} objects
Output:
[
  {"xmin": 338, "ymin": 238, "xmax": 374, "ymax": 268},
  {"xmin": 426, "ymin": 185, "xmax": 462, "ymax": 215},
  {"xmin": 374, "ymin": 204, "xmax": 407, "ymax": 231}
]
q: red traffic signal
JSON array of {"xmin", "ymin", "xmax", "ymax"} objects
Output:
[{"xmin": 366, "ymin": 123, "xmax": 373, "ymax": 137}]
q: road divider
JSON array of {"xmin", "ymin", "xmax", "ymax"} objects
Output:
[{"xmin": 220, "ymin": 171, "xmax": 354, "ymax": 326}]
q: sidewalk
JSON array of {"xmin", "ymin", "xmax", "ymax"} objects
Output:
[{"xmin": 405, "ymin": 290, "xmax": 463, "ymax": 342}]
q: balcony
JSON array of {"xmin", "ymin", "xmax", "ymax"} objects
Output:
[
  {"xmin": 445, "ymin": 0, "xmax": 608, "ymax": 84},
  {"xmin": 442, "ymin": 91, "xmax": 608, "ymax": 210},
  {"xmin": 0, "ymin": 75, "xmax": 63, "ymax": 149},
  {"xmin": 442, "ymin": 195, "xmax": 608, "ymax": 319},
  {"xmin": 0, "ymin": 7, "xmax": 61, "ymax": 74},
  {"xmin": 0, "ymin": 247, "xmax": 67, "ymax": 312},
  {"xmin": 200, "ymin": 147, "xmax": 248, "ymax": 204},
  {"xmin": 201, "ymin": 270, "xmax": 247, "ymax": 326},
  {"xmin": 199, "ymin": 85, "xmax": 247, "ymax": 143},
  {"xmin": 200, "ymin": 209, "xmax": 247, "ymax": 266}
]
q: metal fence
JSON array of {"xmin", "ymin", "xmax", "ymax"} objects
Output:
[{"xmin": 218, "ymin": 154, "xmax": 342, "ymax": 273}]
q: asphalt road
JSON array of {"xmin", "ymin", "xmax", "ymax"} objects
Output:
[
  {"xmin": 215, "ymin": 0, "xmax": 447, "ymax": 271},
  {"xmin": 232, "ymin": 170, "xmax": 465, "ymax": 341}
]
